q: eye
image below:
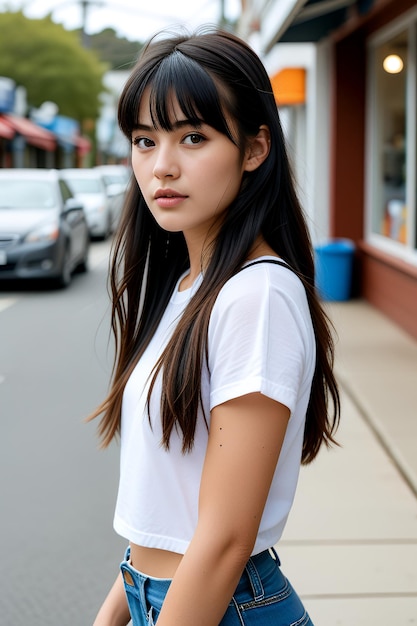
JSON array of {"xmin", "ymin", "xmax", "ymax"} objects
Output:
[
  {"xmin": 183, "ymin": 133, "xmax": 205, "ymax": 145},
  {"xmin": 132, "ymin": 136, "xmax": 154, "ymax": 148}
]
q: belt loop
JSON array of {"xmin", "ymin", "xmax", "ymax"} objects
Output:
[
  {"xmin": 244, "ymin": 555, "xmax": 265, "ymax": 601},
  {"xmin": 269, "ymin": 546, "xmax": 281, "ymax": 566}
]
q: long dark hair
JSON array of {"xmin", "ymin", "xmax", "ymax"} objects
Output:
[{"xmin": 89, "ymin": 28, "xmax": 340, "ymax": 464}]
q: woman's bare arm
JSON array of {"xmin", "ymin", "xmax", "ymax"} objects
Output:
[
  {"xmin": 93, "ymin": 571, "xmax": 131, "ymax": 626},
  {"xmin": 155, "ymin": 392, "xmax": 290, "ymax": 626}
]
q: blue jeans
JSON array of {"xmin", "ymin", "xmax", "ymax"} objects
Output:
[{"xmin": 120, "ymin": 547, "xmax": 314, "ymax": 626}]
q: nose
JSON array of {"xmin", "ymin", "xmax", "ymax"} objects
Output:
[{"xmin": 153, "ymin": 145, "xmax": 179, "ymax": 179}]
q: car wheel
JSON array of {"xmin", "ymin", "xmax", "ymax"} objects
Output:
[{"xmin": 57, "ymin": 246, "xmax": 72, "ymax": 288}]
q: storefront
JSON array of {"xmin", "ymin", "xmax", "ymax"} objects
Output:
[
  {"xmin": 239, "ymin": 0, "xmax": 417, "ymax": 339},
  {"xmin": 0, "ymin": 77, "xmax": 92, "ymax": 169},
  {"xmin": 38, "ymin": 114, "xmax": 92, "ymax": 168},
  {"xmin": 0, "ymin": 112, "xmax": 57, "ymax": 168}
]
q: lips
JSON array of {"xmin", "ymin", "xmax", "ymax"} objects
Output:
[
  {"xmin": 154, "ymin": 189, "xmax": 187, "ymax": 209},
  {"xmin": 154, "ymin": 189, "xmax": 186, "ymax": 199},
  {"xmin": 154, "ymin": 188, "xmax": 187, "ymax": 209}
]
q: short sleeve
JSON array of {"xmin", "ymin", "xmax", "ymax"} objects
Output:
[{"xmin": 207, "ymin": 263, "xmax": 314, "ymax": 414}]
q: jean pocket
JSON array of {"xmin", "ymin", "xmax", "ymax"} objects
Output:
[{"xmin": 233, "ymin": 579, "xmax": 313, "ymax": 626}]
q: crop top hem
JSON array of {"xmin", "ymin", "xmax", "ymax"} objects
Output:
[
  {"xmin": 114, "ymin": 512, "xmax": 286, "ymax": 557},
  {"xmin": 114, "ymin": 515, "xmax": 191, "ymax": 554}
]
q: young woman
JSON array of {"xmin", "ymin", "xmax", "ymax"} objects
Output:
[{"xmin": 91, "ymin": 28, "xmax": 340, "ymax": 626}]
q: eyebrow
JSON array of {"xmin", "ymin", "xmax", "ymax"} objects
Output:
[{"xmin": 132, "ymin": 119, "xmax": 203, "ymax": 132}]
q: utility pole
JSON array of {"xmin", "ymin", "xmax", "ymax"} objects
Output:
[
  {"xmin": 78, "ymin": 0, "xmax": 104, "ymax": 47},
  {"xmin": 80, "ymin": 0, "xmax": 89, "ymax": 47},
  {"xmin": 220, "ymin": 0, "xmax": 226, "ymax": 27}
]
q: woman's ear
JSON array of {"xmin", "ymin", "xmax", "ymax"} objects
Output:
[{"xmin": 243, "ymin": 125, "xmax": 271, "ymax": 172}]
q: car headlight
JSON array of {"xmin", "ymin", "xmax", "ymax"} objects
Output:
[{"xmin": 25, "ymin": 221, "xmax": 60, "ymax": 243}]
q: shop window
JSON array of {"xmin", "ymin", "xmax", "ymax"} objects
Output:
[
  {"xmin": 372, "ymin": 30, "xmax": 408, "ymax": 245},
  {"xmin": 367, "ymin": 15, "xmax": 417, "ymax": 264}
]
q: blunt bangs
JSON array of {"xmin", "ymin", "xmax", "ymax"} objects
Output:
[{"xmin": 119, "ymin": 49, "xmax": 236, "ymax": 143}]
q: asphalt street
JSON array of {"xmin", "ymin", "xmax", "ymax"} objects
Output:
[{"xmin": 0, "ymin": 239, "xmax": 127, "ymax": 625}]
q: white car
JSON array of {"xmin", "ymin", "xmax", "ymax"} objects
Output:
[
  {"xmin": 94, "ymin": 164, "xmax": 130, "ymax": 229},
  {"xmin": 60, "ymin": 168, "xmax": 114, "ymax": 240}
]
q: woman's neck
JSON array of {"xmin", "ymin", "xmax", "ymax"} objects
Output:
[
  {"xmin": 179, "ymin": 236, "xmax": 278, "ymax": 291},
  {"xmin": 247, "ymin": 237, "xmax": 278, "ymax": 260}
]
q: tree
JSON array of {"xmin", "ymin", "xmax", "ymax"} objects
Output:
[
  {"xmin": 0, "ymin": 11, "xmax": 107, "ymax": 121},
  {"xmin": 88, "ymin": 28, "xmax": 143, "ymax": 71}
]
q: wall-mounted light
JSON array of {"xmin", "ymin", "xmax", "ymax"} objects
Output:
[{"xmin": 383, "ymin": 54, "xmax": 404, "ymax": 74}]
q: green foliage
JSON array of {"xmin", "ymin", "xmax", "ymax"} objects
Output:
[
  {"xmin": 88, "ymin": 28, "xmax": 143, "ymax": 71},
  {"xmin": 0, "ymin": 11, "xmax": 107, "ymax": 121}
]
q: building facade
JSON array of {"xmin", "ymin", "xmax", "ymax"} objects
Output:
[{"xmin": 239, "ymin": 0, "xmax": 417, "ymax": 339}]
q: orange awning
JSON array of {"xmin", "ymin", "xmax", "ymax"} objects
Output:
[
  {"xmin": 0, "ymin": 113, "xmax": 56, "ymax": 151},
  {"xmin": 270, "ymin": 68, "xmax": 306, "ymax": 106}
]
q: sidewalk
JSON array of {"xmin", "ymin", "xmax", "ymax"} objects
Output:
[{"xmin": 277, "ymin": 299, "xmax": 417, "ymax": 625}]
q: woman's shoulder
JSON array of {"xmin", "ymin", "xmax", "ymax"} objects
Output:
[
  {"xmin": 238, "ymin": 257, "xmax": 299, "ymax": 281},
  {"xmin": 209, "ymin": 256, "xmax": 310, "ymax": 330},
  {"xmin": 207, "ymin": 256, "xmax": 315, "ymax": 370},
  {"xmin": 222, "ymin": 256, "xmax": 304, "ymax": 300}
]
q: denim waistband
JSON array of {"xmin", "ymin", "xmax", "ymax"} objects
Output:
[{"xmin": 121, "ymin": 546, "xmax": 281, "ymax": 607}]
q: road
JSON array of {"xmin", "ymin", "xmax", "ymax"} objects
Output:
[{"xmin": 0, "ymin": 239, "xmax": 127, "ymax": 625}]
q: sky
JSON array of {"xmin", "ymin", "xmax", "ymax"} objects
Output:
[{"xmin": 1, "ymin": 0, "xmax": 241, "ymax": 42}]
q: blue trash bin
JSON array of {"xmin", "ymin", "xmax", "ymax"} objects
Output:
[{"xmin": 314, "ymin": 238, "xmax": 355, "ymax": 301}]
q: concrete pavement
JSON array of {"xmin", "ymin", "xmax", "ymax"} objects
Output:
[
  {"xmin": 277, "ymin": 299, "xmax": 417, "ymax": 625},
  {"xmin": 330, "ymin": 299, "xmax": 417, "ymax": 494}
]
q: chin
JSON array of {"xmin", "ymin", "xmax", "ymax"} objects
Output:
[{"xmin": 154, "ymin": 218, "xmax": 186, "ymax": 234}]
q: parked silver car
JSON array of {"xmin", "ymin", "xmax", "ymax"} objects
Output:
[
  {"xmin": 0, "ymin": 168, "xmax": 89, "ymax": 288},
  {"xmin": 60, "ymin": 168, "xmax": 114, "ymax": 240}
]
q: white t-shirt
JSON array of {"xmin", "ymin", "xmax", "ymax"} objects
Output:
[{"xmin": 114, "ymin": 257, "xmax": 316, "ymax": 555}]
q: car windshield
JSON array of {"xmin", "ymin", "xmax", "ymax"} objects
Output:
[
  {"xmin": 0, "ymin": 180, "xmax": 56, "ymax": 209},
  {"xmin": 66, "ymin": 178, "xmax": 102, "ymax": 194}
]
